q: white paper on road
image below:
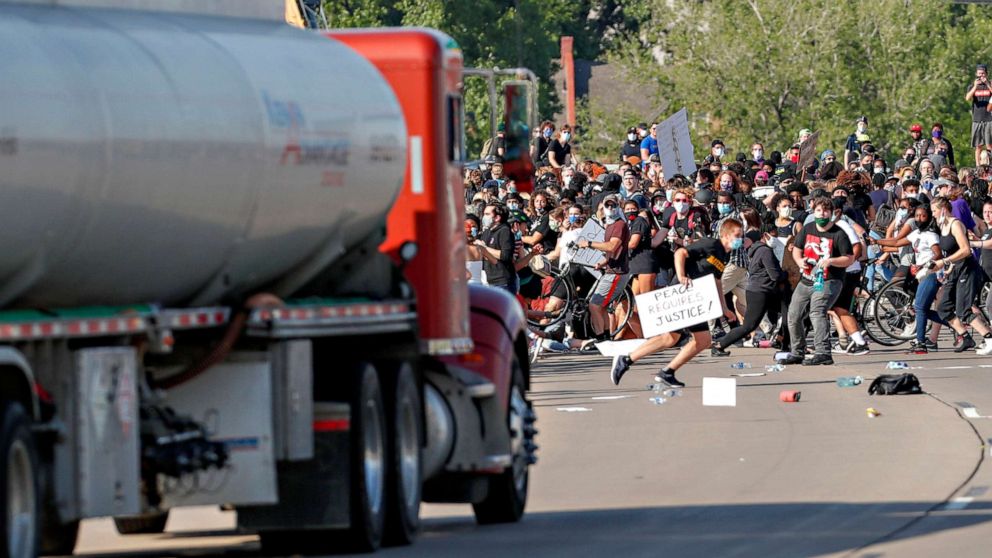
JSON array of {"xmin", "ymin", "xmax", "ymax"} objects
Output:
[
  {"xmin": 591, "ymin": 395, "xmax": 633, "ymax": 400},
  {"xmin": 556, "ymin": 407, "xmax": 592, "ymax": 412},
  {"xmin": 595, "ymin": 339, "xmax": 647, "ymax": 357},
  {"xmin": 702, "ymin": 377, "xmax": 737, "ymax": 407},
  {"xmin": 570, "ymin": 219, "xmax": 606, "ymax": 270},
  {"xmin": 657, "ymin": 108, "xmax": 697, "ymax": 178},
  {"xmin": 635, "ymin": 274, "xmax": 722, "ymax": 338}
]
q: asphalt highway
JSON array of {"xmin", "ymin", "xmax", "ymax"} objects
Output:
[{"xmin": 73, "ymin": 339, "xmax": 992, "ymax": 557}]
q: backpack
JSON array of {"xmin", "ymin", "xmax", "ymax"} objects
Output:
[
  {"xmin": 870, "ymin": 191, "xmax": 896, "ymax": 234},
  {"xmin": 867, "ymin": 373, "xmax": 922, "ymax": 395}
]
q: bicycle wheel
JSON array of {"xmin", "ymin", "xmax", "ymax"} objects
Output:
[
  {"xmin": 859, "ymin": 295, "xmax": 900, "ymax": 347},
  {"xmin": 525, "ymin": 270, "xmax": 573, "ymax": 329},
  {"xmin": 606, "ymin": 285, "xmax": 634, "ymax": 338},
  {"xmin": 872, "ymin": 281, "xmax": 915, "ymax": 344},
  {"xmin": 978, "ymin": 281, "xmax": 991, "ymax": 323}
]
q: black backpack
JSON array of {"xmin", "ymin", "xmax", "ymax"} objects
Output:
[
  {"xmin": 870, "ymin": 191, "xmax": 896, "ymax": 234},
  {"xmin": 868, "ymin": 373, "xmax": 922, "ymax": 395}
]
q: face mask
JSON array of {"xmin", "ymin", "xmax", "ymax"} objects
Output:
[
  {"xmin": 896, "ymin": 208, "xmax": 908, "ymax": 220},
  {"xmin": 604, "ymin": 207, "xmax": 620, "ymax": 223},
  {"xmin": 666, "ymin": 190, "xmax": 674, "ymax": 202},
  {"xmin": 470, "ymin": 226, "xmax": 478, "ymax": 237},
  {"xmin": 720, "ymin": 181, "xmax": 733, "ymax": 191},
  {"xmin": 906, "ymin": 192, "xmax": 919, "ymax": 199},
  {"xmin": 673, "ymin": 201, "xmax": 689, "ymax": 214},
  {"xmin": 857, "ymin": 124, "xmax": 867, "ymax": 134},
  {"xmin": 568, "ymin": 214, "xmax": 580, "ymax": 224},
  {"xmin": 814, "ymin": 217, "xmax": 831, "ymax": 227},
  {"xmin": 482, "ymin": 215, "xmax": 494, "ymax": 229},
  {"xmin": 778, "ymin": 206, "xmax": 793, "ymax": 218},
  {"xmin": 766, "ymin": 237, "xmax": 777, "ymax": 247},
  {"xmin": 549, "ymin": 220, "xmax": 561, "ymax": 232},
  {"xmin": 753, "ymin": 150, "xmax": 763, "ymax": 160},
  {"xmin": 639, "ymin": 130, "xmax": 648, "ymax": 138},
  {"xmin": 884, "ymin": 184, "xmax": 895, "ymax": 192},
  {"xmin": 536, "ymin": 205, "xmax": 547, "ymax": 215},
  {"xmin": 717, "ymin": 203, "xmax": 732, "ymax": 215},
  {"xmin": 653, "ymin": 202, "xmax": 665, "ymax": 214},
  {"xmin": 714, "ymin": 148, "xmax": 725, "ymax": 158},
  {"xmin": 932, "ymin": 130, "xmax": 942, "ymax": 138},
  {"xmin": 543, "ymin": 128, "xmax": 553, "ymax": 138},
  {"xmin": 561, "ymin": 133, "xmax": 571, "ymax": 142},
  {"xmin": 625, "ymin": 210, "xmax": 638, "ymax": 221},
  {"xmin": 729, "ymin": 237, "xmax": 744, "ymax": 250},
  {"xmin": 874, "ymin": 167, "xmax": 885, "ymax": 174},
  {"xmin": 906, "ymin": 154, "xmax": 915, "ymax": 164},
  {"xmin": 790, "ymin": 153, "xmax": 800, "ymax": 163},
  {"xmin": 628, "ymin": 133, "xmax": 637, "ymax": 142},
  {"xmin": 507, "ymin": 202, "xmax": 520, "ymax": 211}
]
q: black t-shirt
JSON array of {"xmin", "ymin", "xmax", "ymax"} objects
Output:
[
  {"xmin": 628, "ymin": 215, "xmax": 655, "ymax": 274},
  {"xmin": 682, "ymin": 237, "xmax": 729, "ymax": 280},
  {"xmin": 972, "ymin": 82, "xmax": 992, "ymax": 122},
  {"xmin": 661, "ymin": 207, "xmax": 708, "ymax": 238},
  {"xmin": 530, "ymin": 213, "xmax": 558, "ymax": 253},
  {"xmin": 480, "ymin": 223, "xmax": 515, "ymax": 287},
  {"xmin": 793, "ymin": 221, "xmax": 854, "ymax": 285},
  {"xmin": 548, "ymin": 140, "xmax": 571, "ymax": 166},
  {"xmin": 620, "ymin": 140, "xmax": 640, "ymax": 160}
]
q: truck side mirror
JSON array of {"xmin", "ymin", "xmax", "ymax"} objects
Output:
[{"xmin": 501, "ymin": 83, "xmax": 534, "ymax": 192}]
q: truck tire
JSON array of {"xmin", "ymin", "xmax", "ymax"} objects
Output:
[
  {"xmin": 382, "ymin": 363, "xmax": 421, "ymax": 546},
  {"xmin": 0, "ymin": 401, "xmax": 39, "ymax": 558},
  {"xmin": 113, "ymin": 511, "xmax": 169, "ymax": 535},
  {"xmin": 472, "ymin": 356, "xmax": 532, "ymax": 525},
  {"xmin": 346, "ymin": 363, "xmax": 387, "ymax": 551}
]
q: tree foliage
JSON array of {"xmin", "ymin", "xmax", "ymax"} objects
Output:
[{"xmin": 610, "ymin": 0, "xmax": 992, "ymax": 165}]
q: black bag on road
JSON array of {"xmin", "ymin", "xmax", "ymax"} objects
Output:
[{"xmin": 868, "ymin": 373, "xmax": 922, "ymax": 395}]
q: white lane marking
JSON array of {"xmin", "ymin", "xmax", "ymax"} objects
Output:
[
  {"xmin": 556, "ymin": 407, "xmax": 591, "ymax": 412},
  {"xmin": 942, "ymin": 366, "xmax": 973, "ymax": 370},
  {"xmin": 732, "ymin": 372, "xmax": 766, "ymax": 377},
  {"xmin": 944, "ymin": 497, "xmax": 974, "ymax": 511},
  {"xmin": 962, "ymin": 407, "xmax": 986, "ymax": 419},
  {"xmin": 591, "ymin": 395, "xmax": 632, "ymax": 400}
]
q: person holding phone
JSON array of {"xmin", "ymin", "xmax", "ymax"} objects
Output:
[{"xmin": 966, "ymin": 63, "xmax": 992, "ymax": 164}]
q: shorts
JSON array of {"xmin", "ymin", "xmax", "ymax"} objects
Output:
[
  {"xmin": 938, "ymin": 262, "xmax": 981, "ymax": 323},
  {"xmin": 973, "ymin": 121, "xmax": 992, "ymax": 147},
  {"xmin": 589, "ymin": 273, "xmax": 630, "ymax": 306},
  {"xmin": 832, "ymin": 271, "xmax": 862, "ymax": 312}
]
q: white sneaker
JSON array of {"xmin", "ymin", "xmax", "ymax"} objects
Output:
[{"xmin": 977, "ymin": 338, "xmax": 992, "ymax": 356}]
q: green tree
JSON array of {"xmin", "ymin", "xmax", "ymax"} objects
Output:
[{"xmin": 608, "ymin": 0, "xmax": 992, "ymax": 166}]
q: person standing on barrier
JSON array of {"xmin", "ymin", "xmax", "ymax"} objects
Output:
[
  {"xmin": 779, "ymin": 197, "xmax": 856, "ymax": 366},
  {"xmin": 609, "ymin": 219, "xmax": 743, "ymax": 388}
]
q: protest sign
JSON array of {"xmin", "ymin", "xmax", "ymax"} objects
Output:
[
  {"xmin": 797, "ymin": 130, "xmax": 821, "ymax": 170},
  {"xmin": 570, "ymin": 219, "xmax": 606, "ymax": 271},
  {"xmin": 656, "ymin": 108, "xmax": 697, "ymax": 178},
  {"xmin": 634, "ymin": 274, "xmax": 722, "ymax": 337}
]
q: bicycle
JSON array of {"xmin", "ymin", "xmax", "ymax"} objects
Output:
[
  {"xmin": 872, "ymin": 270, "xmax": 992, "ymax": 344},
  {"xmin": 526, "ymin": 257, "xmax": 633, "ymax": 340}
]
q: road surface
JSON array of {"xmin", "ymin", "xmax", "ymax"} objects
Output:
[{"xmin": 73, "ymin": 339, "xmax": 992, "ymax": 557}]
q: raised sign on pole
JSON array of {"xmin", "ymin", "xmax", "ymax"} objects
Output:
[
  {"xmin": 635, "ymin": 274, "xmax": 722, "ymax": 338},
  {"xmin": 797, "ymin": 130, "xmax": 821, "ymax": 171},
  {"xmin": 656, "ymin": 108, "xmax": 697, "ymax": 178}
]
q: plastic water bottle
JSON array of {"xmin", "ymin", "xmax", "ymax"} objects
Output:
[
  {"xmin": 649, "ymin": 396, "xmax": 667, "ymax": 405},
  {"xmin": 765, "ymin": 364, "xmax": 785, "ymax": 373},
  {"xmin": 836, "ymin": 375, "xmax": 863, "ymax": 387},
  {"xmin": 886, "ymin": 361, "xmax": 909, "ymax": 370},
  {"xmin": 729, "ymin": 362, "xmax": 752, "ymax": 369},
  {"xmin": 662, "ymin": 388, "xmax": 683, "ymax": 398},
  {"xmin": 813, "ymin": 268, "xmax": 824, "ymax": 292}
]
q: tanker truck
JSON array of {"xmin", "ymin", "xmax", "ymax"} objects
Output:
[{"xmin": 0, "ymin": 2, "xmax": 535, "ymax": 556}]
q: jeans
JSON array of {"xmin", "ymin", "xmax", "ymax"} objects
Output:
[
  {"xmin": 914, "ymin": 273, "xmax": 948, "ymax": 343},
  {"xmin": 788, "ymin": 279, "xmax": 842, "ymax": 356}
]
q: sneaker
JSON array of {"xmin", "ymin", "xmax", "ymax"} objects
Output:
[
  {"xmin": 803, "ymin": 353, "xmax": 834, "ymax": 366},
  {"xmin": 845, "ymin": 342, "xmax": 870, "ymax": 356},
  {"xmin": 778, "ymin": 354, "xmax": 805, "ymax": 365},
  {"xmin": 900, "ymin": 321, "xmax": 917, "ymax": 338},
  {"xmin": 831, "ymin": 340, "xmax": 851, "ymax": 354},
  {"xmin": 923, "ymin": 339, "xmax": 938, "ymax": 351},
  {"xmin": 611, "ymin": 355, "xmax": 632, "ymax": 386},
  {"xmin": 977, "ymin": 338, "xmax": 992, "ymax": 356},
  {"xmin": 711, "ymin": 330, "xmax": 726, "ymax": 341},
  {"xmin": 654, "ymin": 370, "xmax": 686, "ymax": 388},
  {"xmin": 955, "ymin": 334, "xmax": 976, "ymax": 353},
  {"xmin": 907, "ymin": 341, "xmax": 928, "ymax": 355},
  {"xmin": 711, "ymin": 347, "xmax": 731, "ymax": 357}
]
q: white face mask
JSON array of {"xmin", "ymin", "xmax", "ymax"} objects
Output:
[
  {"xmin": 604, "ymin": 207, "xmax": 620, "ymax": 223},
  {"xmin": 639, "ymin": 130, "xmax": 648, "ymax": 138},
  {"xmin": 673, "ymin": 201, "xmax": 689, "ymax": 214},
  {"xmin": 906, "ymin": 192, "xmax": 919, "ymax": 199},
  {"xmin": 482, "ymin": 215, "xmax": 494, "ymax": 229},
  {"xmin": 857, "ymin": 124, "xmax": 867, "ymax": 134},
  {"xmin": 753, "ymin": 150, "xmax": 763, "ymax": 159},
  {"xmin": 561, "ymin": 132, "xmax": 571, "ymax": 142},
  {"xmin": 628, "ymin": 133, "xmax": 637, "ymax": 142},
  {"xmin": 875, "ymin": 167, "xmax": 885, "ymax": 175},
  {"xmin": 714, "ymin": 147, "xmax": 725, "ymax": 158},
  {"xmin": 778, "ymin": 206, "xmax": 793, "ymax": 218}
]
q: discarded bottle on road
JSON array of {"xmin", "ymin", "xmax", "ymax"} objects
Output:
[
  {"xmin": 886, "ymin": 361, "xmax": 909, "ymax": 370},
  {"xmin": 765, "ymin": 364, "xmax": 785, "ymax": 373},
  {"xmin": 836, "ymin": 375, "xmax": 863, "ymax": 387},
  {"xmin": 729, "ymin": 362, "xmax": 752, "ymax": 369},
  {"xmin": 649, "ymin": 396, "xmax": 667, "ymax": 406},
  {"xmin": 813, "ymin": 268, "xmax": 824, "ymax": 292},
  {"xmin": 662, "ymin": 388, "xmax": 683, "ymax": 398}
]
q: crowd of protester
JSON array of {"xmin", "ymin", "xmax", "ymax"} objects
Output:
[{"xmin": 463, "ymin": 64, "xmax": 992, "ymax": 386}]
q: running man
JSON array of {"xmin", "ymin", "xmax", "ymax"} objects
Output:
[{"xmin": 610, "ymin": 219, "xmax": 744, "ymax": 387}]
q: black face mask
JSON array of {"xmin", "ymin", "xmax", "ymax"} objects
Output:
[{"xmin": 625, "ymin": 211, "xmax": 638, "ymax": 221}]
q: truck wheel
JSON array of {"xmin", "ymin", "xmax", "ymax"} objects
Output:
[
  {"xmin": 383, "ymin": 363, "xmax": 421, "ymax": 546},
  {"xmin": 113, "ymin": 511, "xmax": 169, "ymax": 535},
  {"xmin": 347, "ymin": 363, "xmax": 387, "ymax": 551},
  {"xmin": 472, "ymin": 356, "xmax": 533, "ymax": 525},
  {"xmin": 0, "ymin": 401, "xmax": 39, "ymax": 558}
]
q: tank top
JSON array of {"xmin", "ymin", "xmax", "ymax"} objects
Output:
[
  {"xmin": 776, "ymin": 219, "xmax": 795, "ymax": 238},
  {"xmin": 938, "ymin": 219, "xmax": 975, "ymax": 271}
]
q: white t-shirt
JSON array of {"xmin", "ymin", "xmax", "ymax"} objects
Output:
[
  {"xmin": 834, "ymin": 219, "xmax": 863, "ymax": 273},
  {"xmin": 908, "ymin": 229, "xmax": 940, "ymax": 266},
  {"xmin": 558, "ymin": 228, "xmax": 582, "ymax": 270}
]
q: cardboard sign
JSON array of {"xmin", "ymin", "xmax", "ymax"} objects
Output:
[
  {"xmin": 797, "ymin": 130, "xmax": 821, "ymax": 170},
  {"xmin": 656, "ymin": 108, "xmax": 697, "ymax": 178},
  {"xmin": 635, "ymin": 274, "xmax": 722, "ymax": 338},
  {"xmin": 570, "ymin": 219, "xmax": 606, "ymax": 270}
]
